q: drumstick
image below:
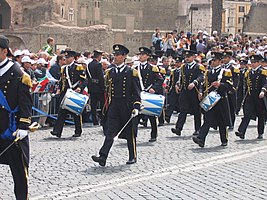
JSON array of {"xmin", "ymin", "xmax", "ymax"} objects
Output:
[{"xmin": 114, "ymin": 116, "xmax": 134, "ymax": 141}]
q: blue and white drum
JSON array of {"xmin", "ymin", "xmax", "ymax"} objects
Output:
[
  {"xmin": 200, "ymin": 90, "xmax": 221, "ymax": 112},
  {"xmin": 60, "ymin": 89, "xmax": 89, "ymax": 115},
  {"xmin": 140, "ymin": 92, "xmax": 165, "ymax": 117}
]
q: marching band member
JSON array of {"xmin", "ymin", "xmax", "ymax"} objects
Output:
[
  {"xmin": 165, "ymin": 56, "xmax": 183, "ymax": 123},
  {"xmin": 171, "ymin": 50, "xmax": 205, "ymax": 136},
  {"xmin": 235, "ymin": 55, "xmax": 267, "ymax": 140},
  {"xmin": 193, "ymin": 52, "xmax": 233, "ymax": 147},
  {"xmin": 222, "ymin": 51, "xmax": 240, "ymax": 130},
  {"xmin": 134, "ymin": 47, "xmax": 163, "ymax": 142},
  {"xmin": 92, "ymin": 44, "xmax": 141, "ymax": 166},
  {"xmin": 0, "ymin": 35, "xmax": 33, "ymax": 200},
  {"xmin": 50, "ymin": 50, "xmax": 86, "ymax": 138}
]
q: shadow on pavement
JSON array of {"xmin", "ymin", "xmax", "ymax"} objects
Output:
[
  {"xmin": 234, "ymin": 139, "xmax": 262, "ymax": 144},
  {"xmin": 42, "ymin": 137, "xmax": 80, "ymax": 141},
  {"xmin": 165, "ymin": 136, "xmax": 192, "ymax": 140},
  {"xmin": 189, "ymin": 145, "xmax": 227, "ymax": 153},
  {"xmin": 83, "ymin": 164, "xmax": 131, "ymax": 175}
]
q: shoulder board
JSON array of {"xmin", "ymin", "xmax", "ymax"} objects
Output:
[
  {"xmin": 261, "ymin": 69, "xmax": 267, "ymax": 76},
  {"xmin": 224, "ymin": 69, "xmax": 232, "ymax": 77},
  {"xmin": 159, "ymin": 67, "xmax": 166, "ymax": 74},
  {"xmin": 152, "ymin": 65, "xmax": 159, "ymax": 73},
  {"xmin": 170, "ymin": 69, "xmax": 175, "ymax": 76},
  {"xmin": 132, "ymin": 68, "xmax": 139, "ymax": 77},
  {"xmin": 21, "ymin": 73, "xmax": 33, "ymax": 88},
  {"xmin": 233, "ymin": 67, "xmax": 240, "ymax": 73},
  {"xmin": 105, "ymin": 68, "xmax": 111, "ymax": 77},
  {"xmin": 76, "ymin": 65, "xmax": 85, "ymax": 71},
  {"xmin": 198, "ymin": 65, "xmax": 206, "ymax": 72},
  {"xmin": 61, "ymin": 66, "xmax": 66, "ymax": 74},
  {"xmin": 244, "ymin": 70, "xmax": 250, "ymax": 78}
]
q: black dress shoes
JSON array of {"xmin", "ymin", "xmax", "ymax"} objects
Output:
[
  {"xmin": 126, "ymin": 158, "xmax": 136, "ymax": 165},
  {"xmin": 192, "ymin": 136, "xmax": 205, "ymax": 148},
  {"xmin": 257, "ymin": 134, "xmax": 263, "ymax": 139},
  {"xmin": 171, "ymin": 128, "xmax": 181, "ymax": 136},
  {"xmin": 72, "ymin": 133, "xmax": 81, "ymax": 137},
  {"xmin": 91, "ymin": 155, "xmax": 106, "ymax": 167},
  {"xmin": 192, "ymin": 131, "xmax": 199, "ymax": 136},
  {"xmin": 165, "ymin": 117, "xmax": 170, "ymax": 123},
  {"xmin": 50, "ymin": 131, "xmax": 61, "ymax": 138},
  {"xmin": 149, "ymin": 138, "xmax": 157, "ymax": 142},
  {"xmin": 221, "ymin": 142, "xmax": 228, "ymax": 147},
  {"xmin": 158, "ymin": 123, "xmax": 164, "ymax": 127},
  {"xmin": 235, "ymin": 131, "xmax": 245, "ymax": 139}
]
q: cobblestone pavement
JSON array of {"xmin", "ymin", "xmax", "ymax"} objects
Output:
[{"xmin": 1, "ymin": 113, "xmax": 267, "ymax": 200}]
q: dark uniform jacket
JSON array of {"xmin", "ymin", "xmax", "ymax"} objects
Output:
[
  {"xmin": 58, "ymin": 61, "xmax": 86, "ymax": 99},
  {"xmin": 179, "ymin": 62, "xmax": 205, "ymax": 91},
  {"xmin": 243, "ymin": 67, "xmax": 267, "ymax": 120},
  {"xmin": 0, "ymin": 59, "xmax": 32, "ymax": 166},
  {"xmin": 105, "ymin": 65, "xmax": 141, "ymax": 138},
  {"xmin": 86, "ymin": 59, "xmax": 105, "ymax": 93},
  {"xmin": 134, "ymin": 63, "xmax": 163, "ymax": 94},
  {"xmin": 201, "ymin": 67, "xmax": 233, "ymax": 126},
  {"xmin": 223, "ymin": 63, "xmax": 240, "ymax": 93}
]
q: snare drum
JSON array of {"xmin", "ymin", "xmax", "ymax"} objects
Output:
[
  {"xmin": 60, "ymin": 89, "xmax": 89, "ymax": 115},
  {"xmin": 200, "ymin": 90, "xmax": 221, "ymax": 112},
  {"xmin": 140, "ymin": 92, "xmax": 165, "ymax": 117}
]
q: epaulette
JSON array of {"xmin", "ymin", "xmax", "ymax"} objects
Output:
[
  {"xmin": 224, "ymin": 69, "xmax": 232, "ymax": 77},
  {"xmin": 105, "ymin": 68, "xmax": 111, "ymax": 78},
  {"xmin": 21, "ymin": 73, "xmax": 33, "ymax": 88},
  {"xmin": 159, "ymin": 67, "xmax": 166, "ymax": 74},
  {"xmin": 132, "ymin": 68, "xmax": 139, "ymax": 77},
  {"xmin": 76, "ymin": 65, "xmax": 85, "ymax": 71},
  {"xmin": 233, "ymin": 67, "xmax": 240, "ymax": 74},
  {"xmin": 199, "ymin": 64, "xmax": 206, "ymax": 72},
  {"xmin": 244, "ymin": 70, "xmax": 250, "ymax": 78},
  {"xmin": 261, "ymin": 69, "xmax": 267, "ymax": 76},
  {"xmin": 152, "ymin": 65, "xmax": 159, "ymax": 73},
  {"xmin": 170, "ymin": 69, "xmax": 175, "ymax": 76},
  {"xmin": 61, "ymin": 66, "xmax": 66, "ymax": 74}
]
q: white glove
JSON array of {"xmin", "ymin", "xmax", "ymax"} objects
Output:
[
  {"xmin": 132, "ymin": 109, "xmax": 139, "ymax": 117},
  {"xmin": 16, "ymin": 130, "xmax": 28, "ymax": 140},
  {"xmin": 259, "ymin": 91, "xmax": 265, "ymax": 99}
]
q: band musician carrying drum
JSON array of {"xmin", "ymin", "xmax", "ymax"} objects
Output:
[
  {"xmin": 193, "ymin": 52, "xmax": 233, "ymax": 147},
  {"xmin": 50, "ymin": 50, "xmax": 87, "ymax": 138}
]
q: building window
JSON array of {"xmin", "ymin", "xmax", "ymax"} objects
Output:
[
  {"xmin": 239, "ymin": 6, "xmax": 245, "ymax": 12},
  {"xmin": 60, "ymin": 4, "xmax": 65, "ymax": 18},
  {"xmin": 98, "ymin": 2, "xmax": 100, "ymax": 8},
  {"xmin": 68, "ymin": 8, "xmax": 74, "ymax": 21},
  {"xmin": 238, "ymin": 17, "xmax": 244, "ymax": 24},
  {"xmin": 238, "ymin": 29, "xmax": 241, "ymax": 33}
]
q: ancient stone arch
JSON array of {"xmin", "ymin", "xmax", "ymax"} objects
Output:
[
  {"xmin": 0, "ymin": 0, "xmax": 11, "ymax": 29},
  {"xmin": 5, "ymin": 35, "xmax": 26, "ymax": 50}
]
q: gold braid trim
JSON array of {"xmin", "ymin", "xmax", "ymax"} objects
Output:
[{"xmin": 19, "ymin": 117, "xmax": 31, "ymax": 124}]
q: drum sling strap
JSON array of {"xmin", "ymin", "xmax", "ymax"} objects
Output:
[
  {"xmin": 0, "ymin": 89, "xmax": 19, "ymax": 140},
  {"xmin": 66, "ymin": 65, "xmax": 79, "ymax": 90},
  {"xmin": 137, "ymin": 65, "xmax": 152, "ymax": 92}
]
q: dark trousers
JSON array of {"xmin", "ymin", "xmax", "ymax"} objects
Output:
[
  {"xmin": 228, "ymin": 93, "xmax": 237, "ymax": 126},
  {"xmin": 238, "ymin": 115, "xmax": 265, "ymax": 135},
  {"xmin": 53, "ymin": 108, "xmax": 82, "ymax": 136},
  {"xmin": 175, "ymin": 90, "xmax": 201, "ymax": 131},
  {"xmin": 99, "ymin": 99, "xmax": 136, "ymax": 160},
  {"xmin": 165, "ymin": 91, "xmax": 180, "ymax": 120},
  {"xmin": 198, "ymin": 120, "xmax": 228, "ymax": 144},
  {"xmin": 0, "ymin": 139, "xmax": 29, "ymax": 200},
  {"xmin": 90, "ymin": 92, "xmax": 104, "ymax": 125},
  {"xmin": 136, "ymin": 114, "xmax": 157, "ymax": 139}
]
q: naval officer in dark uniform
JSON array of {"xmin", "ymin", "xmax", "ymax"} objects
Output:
[
  {"xmin": 92, "ymin": 44, "xmax": 141, "ymax": 166},
  {"xmin": 192, "ymin": 52, "xmax": 233, "ymax": 147},
  {"xmin": 86, "ymin": 50, "xmax": 105, "ymax": 126},
  {"xmin": 235, "ymin": 55, "xmax": 267, "ymax": 139},
  {"xmin": 0, "ymin": 35, "xmax": 33, "ymax": 200},
  {"xmin": 171, "ymin": 50, "xmax": 205, "ymax": 136},
  {"xmin": 50, "ymin": 50, "xmax": 86, "ymax": 138}
]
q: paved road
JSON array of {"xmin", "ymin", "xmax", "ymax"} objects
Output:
[{"xmin": 1, "ymin": 114, "xmax": 267, "ymax": 200}]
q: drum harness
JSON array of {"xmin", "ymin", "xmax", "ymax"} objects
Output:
[{"xmin": 65, "ymin": 65, "xmax": 80, "ymax": 90}]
